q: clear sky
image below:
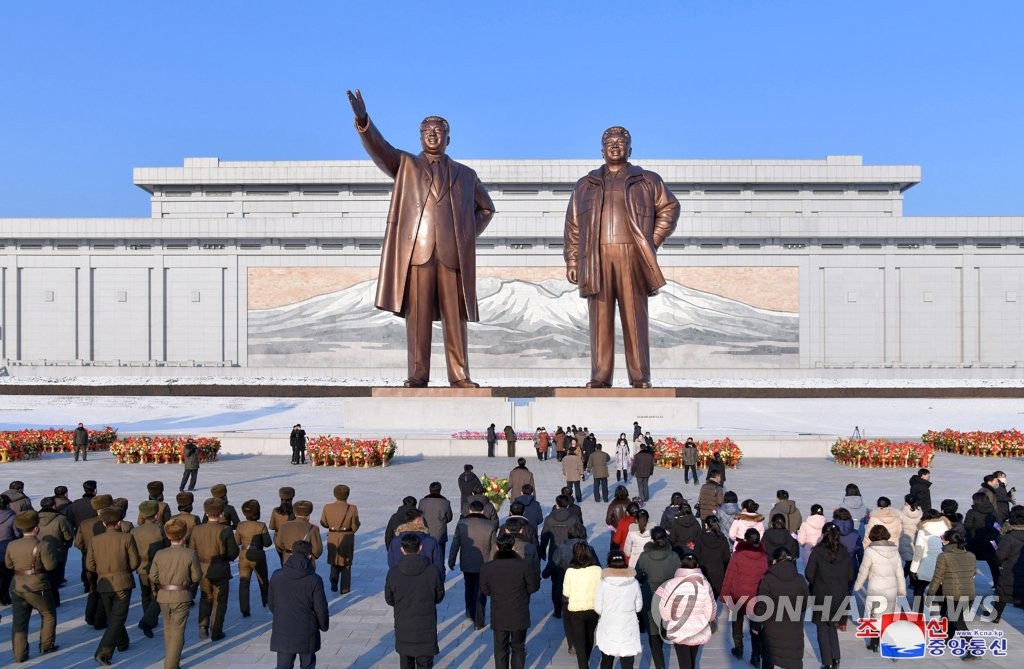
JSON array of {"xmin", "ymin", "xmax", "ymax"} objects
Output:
[{"xmin": 1, "ymin": 1, "xmax": 1022, "ymax": 218}]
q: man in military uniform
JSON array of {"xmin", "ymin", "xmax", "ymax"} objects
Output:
[
  {"xmin": 189, "ymin": 497, "xmax": 239, "ymax": 641},
  {"xmin": 4, "ymin": 510, "xmax": 60, "ymax": 661},
  {"xmin": 201, "ymin": 484, "xmax": 240, "ymax": 530},
  {"xmin": 170, "ymin": 491, "xmax": 201, "ymax": 544},
  {"xmin": 111, "ymin": 498, "xmax": 135, "ymax": 532},
  {"xmin": 137, "ymin": 481, "xmax": 172, "ymax": 526},
  {"xmin": 87, "ymin": 506, "xmax": 141, "ymax": 665},
  {"xmin": 74, "ymin": 493, "xmax": 113, "ymax": 628},
  {"xmin": 269, "ymin": 486, "xmax": 295, "ymax": 567},
  {"xmin": 36, "ymin": 496, "xmax": 73, "ymax": 606},
  {"xmin": 133, "ymin": 500, "xmax": 169, "ymax": 638},
  {"xmin": 320, "ymin": 485, "xmax": 361, "ymax": 594},
  {"xmin": 149, "ymin": 518, "xmax": 202, "ymax": 669},
  {"xmin": 275, "ymin": 500, "xmax": 323, "ymax": 565},
  {"xmin": 235, "ymin": 499, "xmax": 271, "ymax": 617}
]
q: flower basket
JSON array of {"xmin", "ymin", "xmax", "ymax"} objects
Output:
[
  {"xmin": 306, "ymin": 436, "xmax": 396, "ymax": 467},
  {"xmin": 922, "ymin": 429, "xmax": 1024, "ymax": 458},
  {"xmin": 108, "ymin": 435, "xmax": 221, "ymax": 464},
  {"xmin": 830, "ymin": 438, "xmax": 933, "ymax": 468},
  {"xmin": 652, "ymin": 437, "xmax": 743, "ymax": 470}
]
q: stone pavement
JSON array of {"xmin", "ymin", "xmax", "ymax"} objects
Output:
[{"xmin": 1, "ymin": 449, "xmax": 1022, "ymax": 668}]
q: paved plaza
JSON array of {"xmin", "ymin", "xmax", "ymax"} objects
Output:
[{"xmin": 1, "ymin": 444, "xmax": 1022, "ymax": 668}]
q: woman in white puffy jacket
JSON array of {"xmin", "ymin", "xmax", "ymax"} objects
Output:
[
  {"xmin": 594, "ymin": 550, "xmax": 643, "ymax": 668},
  {"xmin": 622, "ymin": 510, "xmax": 653, "ymax": 567},
  {"xmin": 796, "ymin": 504, "xmax": 827, "ymax": 565},
  {"xmin": 853, "ymin": 525, "xmax": 906, "ymax": 651},
  {"xmin": 909, "ymin": 509, "xmax": 951, "ymax": 607},
  {"xmin": 614, "ymin": 435, "xmax": 632, "ymax": 483}
]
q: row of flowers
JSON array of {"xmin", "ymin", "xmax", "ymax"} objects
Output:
[
  {"xmin": 451, "ymin": 430, "xmax": 535, "ymax": 441},
  {"xmin": 110, "ymin": 436, "xmax": 221, "ymax": 464},
  {"xmin": 306, "ymin": 436, "xmax": 397, "ymax": 467},
  {"xmin": 652, "ymin": 437, "xmax": 744, "ymax": 469},
  {"xmin": 922, "ymin": 429, "xmax": 1024, "ymax": 458},
  {"xmin": 0, "ymin": 427, "xmax": 118, "ymax": 461},
  {"xmin": 831, "ymin": 438, "xmax": 934, "ymax": 468}
]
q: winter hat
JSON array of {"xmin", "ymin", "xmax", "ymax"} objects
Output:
[
  {"xmin": 293, "ymin": 500, "xmax": 313, "ymax": 517},
  {"xmin": 15, "ymin": 510, "xmax": 39, "ymax": 531},
  {"xmin": 278, "ymin": 487, "xmax": 295, "ymax": 500},
  {"xmin": 164, "ymin": 518, "xmax": 187, "ymax": 541},
  {"xmin": 139, "ymin": 500, "xmax": 160, "ymax": 518},
  {"xmin": 204, "ymin": 497, "xmax": 226, "ymax": 517},
  {"xmin": 91, "ymin": 494, "xmax": 114, "ymax": 510},
  {"xmin": 333, "ymin": 485, "xmax": 350, "ymax": 501},
  {"xmin": 210, "ymin": 484, "xmax": 228, "ymax": 499}
]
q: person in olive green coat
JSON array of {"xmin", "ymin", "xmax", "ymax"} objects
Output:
[
  {"xmin": 5, "ymin": 511, "xmax": 60, "ymax": 662},
  {"xmin": 150, "ymin": 518, "xmax": 203, "ymax": 669},
  {"xmin": 189, "ymin": 498, "xmax": 240, "ymax": 641},
  {"xmin": 36, "ymin": 497, "xmax": 73, "ymax": 607},
  {"xmin": 927, "ymin": 530, "xmax": 977, "ymax": 642},
  {"xmin": 236, "ymin": 499, "xmax": 272, "ymax": 616},
  {"xmin": 134, "ymin": 501, "xmax": 170, "ymax": 638},
  {"xmin": 320, "ymin": 485, "xmax": 361, "ymax": 594},
  {"xmin": 202, "ymin": 484, "xmax": 240, "ymax": 530},
  {"xmin": 87, "ymin": 506, "xmax": 142, "ymax": 665}
]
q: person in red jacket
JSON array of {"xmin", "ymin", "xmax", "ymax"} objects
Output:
[
  {"xmin": 720, "ymin": 527, "xmax": 769, "ymax": 666},
  {"xmin": 611, "ymin": 501, "xmax": 642, "ymax": 552}
]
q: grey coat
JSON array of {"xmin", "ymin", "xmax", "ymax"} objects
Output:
[
  {"xmin": 418, "ymin": 494, "xmax": 453, "ymax": 544},
  {"xmin": 448, "ymin": 514, "xmax": 496, "ymax": 573}
]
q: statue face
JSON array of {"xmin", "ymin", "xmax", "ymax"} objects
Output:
[
  {"xmin": 420, "ymin": 120, "xmax": 450, "ymax": 156},
  {"xmin": 601, "ymin": 133, "xmax": 631, "ymax": 166}
]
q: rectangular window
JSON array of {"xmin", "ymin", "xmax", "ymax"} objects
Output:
[{"xmin": 320, "ymin": 243, "xmax": 345, "ymax": 250}]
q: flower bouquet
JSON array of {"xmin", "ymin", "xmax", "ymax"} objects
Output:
[
  {"xmin": 480, "ymin": 475, "xmax": 511, "ymax": 513},
  {"xmin": 922, "ymin": 429, "xmax": 1024, "ymax": 458},
  {"xmin": 652, "ymin": 437, "xmax": 744, "ymax": 469},
  {"xmin": 109, "ymin": 435, "xmax": 221, "ymax": 464},
  {"xmin": 306, "ymin": 436, "xmax": 397, "ymax": 467},
  {"xmin": 830, "ymin": 438, "xmax": 933, "ymax": 468}
]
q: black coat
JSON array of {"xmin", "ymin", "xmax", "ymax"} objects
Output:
[
  {"xmin": 908, "ymin": 475, "xmax": 932, "ymax": 512},
  {"xmin": 804, "ymin": 542, "xmax": 854, "ymax": 625},
  {"xmin": 385, "ymin": 505, "xmax": 416, "ymax": 548},
  {"xmin": 268, "ymin": 554, "xmax": 329, "ymax": 654},
  {"xmin": 289, "ymin": 428, "xmax": 306, "ymax": 449},
  {"xmin": 997, "ymin": 527, "xmax": 1024, "ymax": 602},
  {"xmin": 994, "ymin": 483, "xmax": 1013, "ymax": 524},
  {"xmin": 693, "ymin": 530, "xmax": 730, "ymax": 597},
  {"xmin": 669, "ymin": 514, "xmax": 701, "ymax": 552},
  {"xmin": 385, "ymin": 553, "xmax": 445, "ymax": 657},
  {"xmin": 707, "ymin": 456, "xmax": 726, "ymax": 484},
  {"xmin": 480, "ymin": 551, "xmax": 540, "ymax": 631},
  {"xmin": 762, "ymin": 528, "xmax": 799, "ymax": 562},
  {"xmin": 964, "ymin": 499, "xmax": 999, "ymax": 561},
  {"xmin": 457, "ymin": 471, "xmax": 482, "ymax": 508},
  {"xmin": 756, "ymin": 560, "xmax": 809, "ymax": 669}
]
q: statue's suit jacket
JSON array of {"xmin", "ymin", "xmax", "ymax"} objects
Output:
[{"xmin": 356, "ymin": 116, "xmax": 495, "ymax": 321}]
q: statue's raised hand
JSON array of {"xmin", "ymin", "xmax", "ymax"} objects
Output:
[{"xmin": 346, "ymin": 89, "xmax": 367, "ymax": 125}]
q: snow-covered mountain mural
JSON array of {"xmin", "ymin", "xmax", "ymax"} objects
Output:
[{"xmin": 247, "ymin": 272, "xmax": 799, "ymax": 370}]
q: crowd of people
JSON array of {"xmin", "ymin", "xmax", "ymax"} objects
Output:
[{"xmin": 0, "ymin": 430, "xmax": 1020, "ymax": 668}]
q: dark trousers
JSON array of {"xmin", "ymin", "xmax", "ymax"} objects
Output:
[
  {"xmin": 276, "ymin": 651, "xmax": 316, "ymax": 669},
  {"xmin": 815, "ymin": 621, "xmax": 841, "ymax": 666},
  {"xmin": 565, "ymin": 609, "xmax": 598, "ymax": 669},
  {"xmin": 75, "ymin": 444, "xmax": 87, "ymax": 461},
  {"xmin": 139, "ymin": 573, "xmax": 162, "ymax": 628},
  {"xmin": 493, "ymin": 628, "xmax": 527, "ymax": 669},
  {"xmin": 0, "ymin": 561, "xmax": 12, "ymax": 604},
  {"xmin": 463, "ymin": 571, "xmax": 486, "ymax": 627},
  {"xmin": 636, "ymin": 476, "xmax": 650, "ymax": 502},
  {"xmin": 536, "ymin": 449, "xmax": 548, "ymax": 461},
  {"xmin": 648, "ymin": 632, "xmax": 667, "ymax": 669},
  {"xmin": 616, "ymin": 469, "xmax": 629, "ymax": 483},
  {"xmin": 329, "ymin": 564, "xmax": 352, "ymax": 593},
  {"xmin": 487, "ymin": 441, "xmax": 496, "ymax": 457},
  {"xmin": 593, "ymin": 477, "xmax": 609, "ymax": 502},
  {"xmin": 566, "ymin": 480, "xmax": 582, "ymax": 503},
  {"xmin": 401, "ymin": 655, "xmax": 434, "ymax": 669},
  {"xmin": 179, "ymin": 468, "xmax": 198, "ymax": 491},
  {"xmin": 85, "ymin": 570, "xmax": 108, "ymax": 628},
  {"xmin": 600, "ymin": 653, "xmax": 635, "ymax": 669},
  {"xmin": 506, "ymin": 441, "xmax": 516, "ymax": 457},
  {"xmin": 549, "ymin": 567, "xmax": 565, "ymax": 616},
  {"xmin": 674, "ymin": 644, "xmax": 699, "ymax": 669},
  {"xmin": 198, "ymin": 576, "xmax": 230, "ymax": 637},
  {"xmin": 239, "ymin": 556, "xmax": 269, "ymax": 613},
  {"xmin": 683, "ymin": 465, "xmax": 699, "ymax": 484},
  {"xmin": 96, "ymin": 589, "xmax": 131, "ymax": 661},
  {"xmin": 11, "ymin": 589, "xmax": 57, "ymax": 661},
  {"xmin": 290, "ymin": 446, "xmax": 300, "ymax": 464},
  {"xmin": 406, "ymin": 255, "xmax": 469, "ymax": 384}
]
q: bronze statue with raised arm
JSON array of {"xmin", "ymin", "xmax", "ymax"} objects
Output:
[
  {"xmin": 564, "ymin": 127, "xmax": 680, "ymax": 388},
  {"xmin": 346, "ymin": 89, "xmax": 495, "ymax": 388}
]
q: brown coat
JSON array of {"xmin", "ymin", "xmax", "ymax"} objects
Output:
[
  {"xmin": 236, "ymin": 520, "xmax": 272, "ymax": 565},
  {"xmin": 275, "ymin": 518, "xmax": 324, "ymax": 560},
  {"xmin": 5, "ymin": 536, "xmax": 57, "ymax": 595},
  {"xmin": 356, "ymin": 116, "xmax": 495, "ymax": 320},
  {"xmin": 87, "ymin": 528, "xmax": 141, "ymax": 592},
  {"xmin": 189, "ymin": 522, "xmax": 239, "ymax": 580},
  {"xmin": 320, "ymin": 501, "xmax": 360, "ymax": 567},
  {"xmin": 269, "ymin": 508, "xmax": 294, "ymax": 533},
  {"xmin": 137, "ymin": 501, "xmax": 172, "ymax": 527},
  {"xmin": 561, "ymin": 453, "xmax": 584, "ymax": 482},
  {"xmin": 564, "ymin": 163, "xmax": 680, "ymax": 297},
  {"xmin": 37, "ymin": 510, "xmax": 73, "ymax": 562},
  {"xmin": 170, "ymin": 511, "xmax": 200, "ymax": 544},
  {"xmin": 150, "ymin": 544, "xmax": 202, "ymax": 603},
  {"xmin": 508, "ymin": 466, "xmax": 535, "ymax": 501},
  {"xmin": 130, "ymin": 521, "xmax": 169, "ymax": 572}
]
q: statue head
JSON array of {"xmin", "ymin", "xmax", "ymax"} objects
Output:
[
  {"xmin": 601, "ymin": 126, "xmax": 632, "ymax": 166},
  {"xmin": 420, "ymin": 116, "xmax": 450, "ymax": 156}
]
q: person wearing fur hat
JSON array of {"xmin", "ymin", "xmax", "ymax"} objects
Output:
[
  {"xmin": 88, "ymin": 506, "xmax": 142, "ymax": 665},
  {"xmin": 149, "ymin": 518, "xmax": 202, "ymax": 669},
  {"xmin": 37, "ymin": 497, "xmax": 73, "ymax": 606},
  {"xmin": 236, "ymin": 499, "xmax": 272, "ymax": 616},
  {"xmin": 202, "ymin": 484, "xmax": 240, "ymax": 530},
  {"xmin": 75, "ymin": 493, "xmax": 114, "ymax": 629},
  {"xmin": 138, "ymin": 481, "xmax": 172, "ymax": 527},
  {"xmin": 133, "ymin": 500, "xmax": 170, "ymax": 638},
  {"xmin": 111, "ymin": 498, "xmax": 135, "ymax": 532},
  {"xmin": 276, "ymin": 500, "xmax": 324, "ymax": 564},
  {"xmin": 68, "ymin": 480, "xmax": 99, "ymax": 590},
  {"xmin": 321, "ymin": 484, "xmax": 361, "ymax": 594},
  {"xmin": 170, "ymin": 492, "xmax": 200, "ymax": 544},
  {"xmin": 270, "ymin": 487, "xmax": 296, "ymax": 567},
  {"xmin": 5, "ymin": 510, "xmax": 60, "ymax": 661},
  {"xmin": 189, "ymin": 498, "xmax": 240, "ymax": 641}
]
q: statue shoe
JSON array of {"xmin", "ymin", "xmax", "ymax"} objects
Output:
[
  {"xmin": 403, "ymin": 378, "xmax": 428, "ymax": 388},
  {"xmin": 585, "ymin": 380, "xmax": 611, "ymax": 389},
  {"xmin": 631, "ymin": 381, "xmax": 652, "ymax": 389},
  {"xmin": 451, "ymin": 379, "xmax": 480, "ymax": 389}
]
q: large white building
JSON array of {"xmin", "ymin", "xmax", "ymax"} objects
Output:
[{"xmin": 1, "ymin": 154, "xmax": 1021, "ymax": 381}]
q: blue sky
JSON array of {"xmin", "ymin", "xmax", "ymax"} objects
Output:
[{"xmin": 1, "ymin": 1, "xmax": 1022, "ymax": 217}]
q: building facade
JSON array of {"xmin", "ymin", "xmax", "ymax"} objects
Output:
[{"xmin": 1, "ymin": 154, "xmax": 1022, "ymax": 381}]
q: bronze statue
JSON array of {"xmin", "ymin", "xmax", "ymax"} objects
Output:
[
  {"xmin": 347, "ymin": 89, "xmax": 495, "ymax": 388},
  {"xmin": 564, "ymin": 127, "xmax": 680, "ymax": 388}
]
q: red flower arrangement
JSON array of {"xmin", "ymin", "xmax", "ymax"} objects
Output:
[
  {"xmin": 652, "ymin": 437, "xmax": 743, "ymax": 469},
  {"xmin": 831, "ymin": 438, "xmax": 933, "ymax": 468},
  {"xmin": 306, "ymin": 436, "xmax": 397, "ymax": 467},
  {"xmin": 0, "ymin": 426, "xmax": 118, "ymax": 461},
  {"xmin": 109, "ymin": 436, "xmax": 221, "ymax": 464},
  {"xmin": 922, "ymin": 429, "xmax": 1024, "ymax": 458}
]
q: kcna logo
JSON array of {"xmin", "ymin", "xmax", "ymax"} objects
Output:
[{"xmin": 856, "ymin": 612, "xmax": 1007, "ymax": 659}]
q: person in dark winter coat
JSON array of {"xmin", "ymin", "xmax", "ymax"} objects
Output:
[
  {"xmin": 486, "ymin": 423, "xmax": 498, "ymax": 458},
  {"xmin": 513, "ymin": 484, "xmax": 544, "ymax": 530},
  {"xmin": 605, "ymin": 486, "xmax": 632, "ymax": 533},
  {"xmin": 288, "ymin": 424, "xmax": 307, "ymax": 465},
  {"xmin": 994, "ymin": 508, "xmax": 1024, "ymax": 621},
  {"xmin": 762, "ymin": 514, "xmax": 800, "ymax": 565},
  {"xmin": 388, "ymin": 510, "xmax": 444, "ymax": 574},
  {"xmin": 909, "ymin": 469, "xmax": 932, "ymax": 512},
  {"xmin": 73, "ymin": 423, "xmax": 90, "ymax": 461},
  {"xmin": 768, "ymin": 490, "xmax": 803, "ymax": 533},
  {"xmin": 694, "ymin": 515, "xmax": 731, "ymax": 598},
  {"xmin": 755, "ymin": 547, "xmax": 809, "ymax": 669},
  {"xmin": 927, "ymin": 530, "xmax": 977, "ymax": 642},
  {"xmin": 706, "ymin": 451, "xmax": 726, "ymax": 485},
  {"xmin": 268, "ymin": 540, "xmax": 329, "ymax": 669},
  {"xmin": 964, "ymin": 491, "xmax": 999, "ymax": 587},
  {"xmin": 805, "ymin": 523, "xmax": 854, "ymax": 669},
  {"xmin": 540, "ymin": 495, "xmax": 586, "ymax": 563},
  {"xmin": 832, "ymin": 508, "xmax": 863, "ymax": 571},
  {"xmin": 386, "ymin": 497, "xmax": 419, "ymax": 548},
  {"xmin": 668, "ymin": 503, "xmax": 701, "ymax": 554},
  {"xmin": 448, "ymin": 501, "xmax": 496, "ymax": 629},
  {"xmin": 659, "ymin": 492, "xmax": 686, "ymax": 531},
  {"xmin": 457, "ymin": 465, "xmax": 482, "ymax": 514},
  {"xmin": 179, "ymin": 439, "xmax": 200, "ymax": 492},
  {"xmin": 993, "ymin": 471, "xmax": 1015, "ymax": 524},
  {"xmin": 386, "ymin": 533, "xmax": 445, "ymax": 668},
  {"xmin": 940, "ymin": 498, "xmax": 965, "ymax": 536},
  {"xmin": 630, "ymin": 445, "xmax": 656, "ymax": 502},
  {"xmin": 720, "ymin": 528, "xmax": 768, "ymax": 665},
  {"xmin": 418, "ymin": 482, "xmax": 454, "ymax": 556},
  {"xmin": 697, "ymin": 473, "xmax": 725, "ymax": 522},
  {"xmin": 480, "ymin": 533, "xmax": 540, "ymax": 669},
  {"xmin": 680, "ymin": 437, "xmax": 699, "ymax": 486},
  {"xmin": 633, "ymin": 528, "xmax": 679, "ymax": 669}
]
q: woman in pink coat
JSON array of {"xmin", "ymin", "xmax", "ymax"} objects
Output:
[{"xmin": 652, "ymin": 552, "xmax": 717, "ymax": 669}]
